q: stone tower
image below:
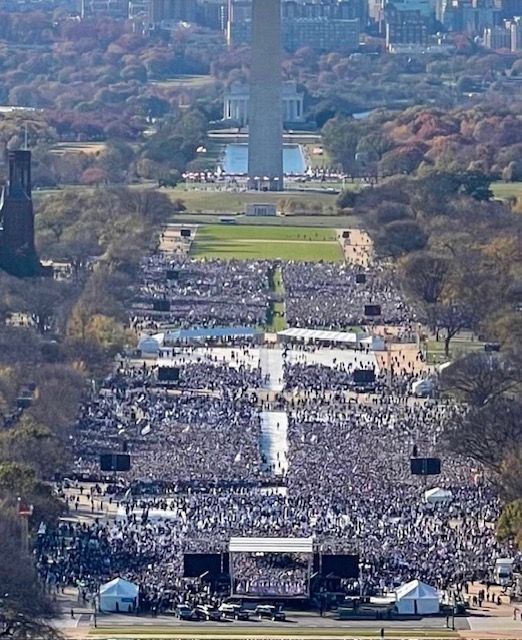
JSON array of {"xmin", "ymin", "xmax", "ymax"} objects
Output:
[
  {"xmin": 0, "ymin": 149, "xmax": 44, "ymax": 277},
  {"xmin": 1, "ymin": 150, "xmax": 34, "ymax": 251},
  {"xmin": 248, "ymin": 0, "xmax": 284, "ymax": 191}
]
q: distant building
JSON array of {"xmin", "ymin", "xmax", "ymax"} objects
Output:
[
  {"xmin": 283, "ymin": 0, "xmax": 367, "ymax": 21},
  {"xmin": 283, "ymin": 17, "xmax": 360, "ymax": 51},
  {"xmin": 484, "ymin": 23, "xmax": 512, "ymax": 47},
  {"xmin": 385, "ymin": 3, "xmax": 429, "ymax": 50},
  {"xmin": 81, "ymin": 0, "xmax": 128, "ymax": 18},
  {"xmin": 442, "ymin": 0, "xmax": 501, "ymax": 34},
  {"xmin": 509, "ymin": 16, "xmax": 522, "ymax": 49},
  {"xmin": 227, "ymin": 0, "xmax": 363, "ymax": 51},
  {"xmin": 224, "ymin": 81, "xmax": 305, "ymax": 126},
  {"xmin": 502, "ymin": 0, "xmax": 522, "ymax": 19},
  {"xmin": 0, "ymin": 150, "xmax": 45, "ymax": 277},
  {"xmin": 149, "ymin": 0, "xmax": 198, "ymax": 22},
  {"xmin": 145, "ymin": 0, "xmax": 227, "ymax": 28},
  {"xmin": 387, "ymin": 0, "xmax": 433, "ymax": 18}
]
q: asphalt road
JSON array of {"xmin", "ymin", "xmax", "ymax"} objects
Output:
[{"xmin": 76, "ymin": 610, "xmax": 469, "ymax": 630}]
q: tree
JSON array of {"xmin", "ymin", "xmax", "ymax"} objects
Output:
[
  {"xmin": 0, "ymin": 417, "xmax": 66, "ymax": 479},
  {"xmin": 0, "ymin": 462, "xmax": 62, "ymax": 522},
  {"xmin": 402, "ymin": 251, "xmax": 450, "ymax": 304},
  {"xmin": 0, "ymin": 468, "xmax": 62, "ymax": 640},
  {"xmin": 375, "ymin": 220, "xmax": 427, "ymax": 257},
  {"xmin": 497, "ymin": 499, "xmax": 522, "ymax": 549},
  {"xmin": 378, "ymin": 145, "xmax": 425, "ymax": 176},
  {"xmin": 489, "ymin": 312, "xmax": 522, "ymax": 349},
  {"xmin": 455, "ymin": 170, "xmax": 493, "ymax": 201},
  {"xmin": 502, "ymin": 160, "xmax": 522, "ymax": 182},
  {"xmin": 373, "ymin": 202, "xmax": 412, "ymax": 226},
  {"xmin": 321, "ymin": 116, "xmax": 360, "ymax": 172},
  {"xmin": 18, "ymin": 279, "xmax": 72, "ymax": 335},
  {"xmin": 85, "ymin": 314, "xmax": 129, "ymax": 355},
  {"xmin": 336, "ymin": 190, "xmax": 358, "ymax": 210},
  {"xmin": 25, "ymin": 365, "xmax": 85, "ymax": 437},
  {"xmin": 0, "ymin": 606, "xmax": 62, "ymax": 640},
  {"xmin": 440, "ymin": 352, "xmax": 521, "ymax": 406},
  {"xmin": 499, "ymin": 451, "xmax": 522, "ymax": 503},
  {"xmin": 427, "ymin": 302, "xmax": 476, "ymax": 356},
  {"xmin": 80, "ymin": 167, "xmax": 108, "ymax": 186},
  {"xmin": 445, "ymin": 398, "xmax": 522, "ymax": 474}
]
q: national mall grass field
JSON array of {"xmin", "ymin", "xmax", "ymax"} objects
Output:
[{"xmin": 190, "ymin": 225, "xmax": 344, "ymax": 261}]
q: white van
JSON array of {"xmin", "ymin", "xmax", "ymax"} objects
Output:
[{"xmin": 495, "ymin": 558, "xmax": 514, "ymax": 586}]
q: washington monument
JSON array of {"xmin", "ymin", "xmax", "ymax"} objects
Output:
[{"xmin": 248, "ymin": 0, "xmax": 284, "ymax": 191}]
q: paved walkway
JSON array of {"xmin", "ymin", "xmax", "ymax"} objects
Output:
[
  {"xmin": 286, "ymin": 347, "xmax": 378, "ymax": 372},
  {"xmin": 337, "ymin": 228, "xmax": 374, "ymax": 266},
  {"xmin": 466, "ymin": 616, "xmax": 522, "ymax": 633},
  {"xmin": 260, "ymin": 411, "xmax": 288, "ymax": 477},
  {"xmin": 259, "ymin": 346, "xmax": 284, "ymax": 391},
  {"xmin": 160, "ymin": 346, "xmax": 261, "ymax": 371}
]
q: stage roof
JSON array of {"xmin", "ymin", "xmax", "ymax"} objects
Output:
[
  {"xmin": 229, "ymin": 537, "xmax": 314, "ymax": 553},
  {"xmin": 165, "ymin": 326, "xmax": 262, "ymax": 341},
  {"xmin": 278, "ymin": 328, "xmax": 360, "ymax": 344}
]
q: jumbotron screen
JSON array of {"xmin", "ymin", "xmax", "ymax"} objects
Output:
[{"xmin": 231, "ymin": 552, "xmax": 310, "ymax": 597}]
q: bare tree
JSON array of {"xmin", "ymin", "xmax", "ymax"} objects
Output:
[
  {"xmin": 445, "ymin": 398, "xmax": 522, "ymax": 473},
  {"xmin": 440, "ymin": 351, "xmax": 521, "ymax": 406},
  {"xmin": 0, "ymin": 510, "xmax": 62, "ymax": 640},
  {"xmin": 402, "ymin": 251, "xmax": 450, "ymax": 305},
  {"xmin": 427, "ymin": 302, "xmax": 476, "ymax": 356},
  {"xmin": 0, "ymin": 611, "xmax": 62, "ymax": 640}
]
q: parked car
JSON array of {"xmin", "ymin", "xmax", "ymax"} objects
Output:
[
  {"xmin": 194, "ymin": 604, "xmax": 222, "ymax": 621},
  {"xmin": 254, "ymin": 605, "xmax": 286, "ymax": 621},
  {"xmin": 175, "ymin": 604, "xmax": 196, "ymax": 620},
  {"xmin": 218, "ymin": 603, "xmax": 250, "ymax": 620}
]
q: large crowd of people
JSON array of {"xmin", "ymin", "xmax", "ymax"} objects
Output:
[
  {"xmin": 283, "ymin": 361, "xmax": 377, "ymax": 391},
  {"xmin": 43, "ymin": 371, "xmax": 518, "ymax": 607},
  {"xmin": 131, "ymin": 256, "xmax": 272, "ymax": 330},
  {"xmin": 282, "ymin": 262, "xmax": 415, "ymax": 328},
  {"xmin": 35, "ymin": 250, "xmax": 520, "ymax": 616},
  {"xmin": 74, "ymin": 365, "xmax": 263, "ymax": 484},
  {"xmin": 232, "ymin": 553, "xmax": 310, "ymax": 596},
  {"xmin": 130, "ymin": 255, "xmax": 415, "ymax": 333}
]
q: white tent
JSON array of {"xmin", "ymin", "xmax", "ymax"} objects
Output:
[
  {"xmin": 99, "ymin": 578, "xmax": 139, "ymax": 613},
  {"xmin": 395, "ymin": 580, "xmax": 439, "ymax": 615},
  {"xmin": 424, "ymin": 487, "xmax": 453, "ymax": 504}
]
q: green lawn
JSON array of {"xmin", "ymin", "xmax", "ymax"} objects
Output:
[
  {"xmin": 191, "ymin": 239, "xmax": 343, "ymax": 261},
  {"xmin": 267, "ymin": 301, "xmax": 287, "ymax": 332},
  {"xmin": 272, "ymin": 265, "xmax": 285, "ymax": 295},
  {"xmin": 168, "ymin": 188, "xmax": 338, "ymax": 214},
  {"xmin": 492, "ymin": 181, "xmax": 522, "ymax": 199},
  {"xmin": 425, "ymin": 339, "xmax": 485, "ymax": 364},
  {"xmin": 196, "ymin": 225, "xmax": 337, "ymax": 242},
  {"xmin": 266, "ymin": 266, "xmax": 288, "ymax": 331},
  {"xmin": 191, "ymin": 224, "xmax": 343, "ymax": 261}
]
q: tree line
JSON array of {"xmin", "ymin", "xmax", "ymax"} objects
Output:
[{"xmin": 0, "ymin": 187, "xmax": 180, "ymax": 637}]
